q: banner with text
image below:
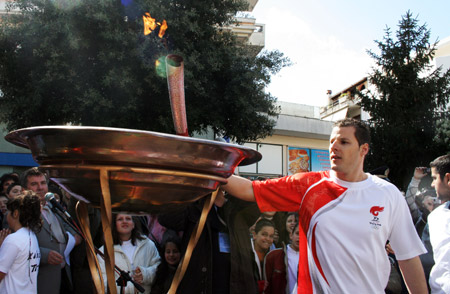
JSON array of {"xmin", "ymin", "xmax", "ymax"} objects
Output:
[{"xmin": 311, "ymin": 149, "xmax": 331, "ymax": 171}]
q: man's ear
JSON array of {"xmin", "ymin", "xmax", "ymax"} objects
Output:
[
  {"xmin": 445, "ymin": 172, "xmax": 450, "ymax": 187},
  {"xmin": 360, "ymin": 143, "xmax": 369, "ymax": 156},
  {"xmin": 12, "ymin": 210, "xmax": 19, "ymax": 219}
]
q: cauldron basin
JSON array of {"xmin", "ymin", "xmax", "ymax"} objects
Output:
[{"xmin": 6, "ymin": 126, "xmax": 261, "ymax": 213}]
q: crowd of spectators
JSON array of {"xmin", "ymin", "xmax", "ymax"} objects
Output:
[{"xmin": 0, "ymin": 168, "xmax": 301, "ymax": 293}]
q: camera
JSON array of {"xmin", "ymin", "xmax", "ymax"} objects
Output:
[{"xmin": 423, "ymin": 167, "xmax": 431, "ymax": 174}]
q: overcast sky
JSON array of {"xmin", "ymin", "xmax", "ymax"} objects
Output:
[{"xmin": 250, "ymin": 0, "xmax": 450, "ymax": 107}]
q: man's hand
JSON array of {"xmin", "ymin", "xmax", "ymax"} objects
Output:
[
  {"xmin": 413, "ymin": 167, "xmax": 428, "ymax": 180},
  {"xmin": 47, "ymin": 250, "xmax": 64, "ymax": 265}
]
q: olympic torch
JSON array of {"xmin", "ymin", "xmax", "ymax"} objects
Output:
[{"xmin": 166, "ymin": 54, "xmax": 188, "ymax": 137}]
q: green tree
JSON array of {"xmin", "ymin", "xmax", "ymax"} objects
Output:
[
  {"xmin": 0, "ymin": 0, "xmax": 290, "ymax": 143},
  {"xmin": 434, "ymin": 109, "xmax": 450, "ymax": 154},
  {"xmin": 359, "ymin": 11, "xmax": 450, "ymax": 189}
]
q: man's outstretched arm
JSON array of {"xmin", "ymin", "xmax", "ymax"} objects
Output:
[{"xmin": 222, "ymin": 175, "xmax": 255, "ymax": 202}]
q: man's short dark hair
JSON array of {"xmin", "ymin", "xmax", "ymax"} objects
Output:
[
  {"xmin": 430, "ymin": 154, "xmax": 450, "ymax": 181},
  {"xmin": 20, "ymin": 167, "xmax": 47, "ymax": 188},
  {"xmin": 333, "ymin": 118, "xmax": 371, "ymax": 146}
]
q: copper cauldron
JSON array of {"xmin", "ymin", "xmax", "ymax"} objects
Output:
[{"xmin": 5, "ymin": 125, "xmax": 261, "ymax": 213}]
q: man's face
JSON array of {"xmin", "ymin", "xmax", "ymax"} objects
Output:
[
  {"xmin": 26, "ymin": 175, "xmax": 48, "ymax": 200},
  {"xmin": 431, "ymin": 167, "xmax": 450, "ymax": 203},
  {"xmin": 329, "ymin": 126, "xmax": 368, "ymax": 179}
]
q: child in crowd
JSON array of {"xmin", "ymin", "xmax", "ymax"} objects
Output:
[
  {"xmin": 152, "ymin": 231, "xmax": 182, "ymax": 294},
  {"xmin": 251, "ymin": 218, "xmax": 275, "ymax": 293},
  {"xmin": 0, "ymin": 191, "xmax": 42, "ymax": 294},
  {"xmin": 6, "ymin": 183, "xmax": 22, "ymax": 200},
  {"xmin": 250, "ymin": 211, "xmax": 284, "ymax": 248}
]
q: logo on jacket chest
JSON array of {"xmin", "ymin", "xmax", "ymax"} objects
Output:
[{"xmin": 369, "ymin": 206, "xmax": 384, "ymax": 230}]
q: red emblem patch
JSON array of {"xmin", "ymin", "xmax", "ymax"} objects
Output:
[{"xmin": 370, "ymin": 206, "xmax": 384, "ymax": 216}]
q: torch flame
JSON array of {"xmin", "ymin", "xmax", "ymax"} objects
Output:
[
  {"xmin": 158, "ymin": 19, "xmax": 168, "ymax": 38},
  {"xmin": 143, "ymin": 12, "xmax": 157, "ymax": 35},
  {"xmin": 143, "ymin": 12, "xmax": 167, "ymax": 38}
]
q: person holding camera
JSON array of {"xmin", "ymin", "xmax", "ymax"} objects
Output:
[
  {"xmin": 405, "ymin": 167, "xmax": 439, "ymax": 233},
  {"xmin": 405, "ymin": 166, "xmax": 441, "ymax": 288}
]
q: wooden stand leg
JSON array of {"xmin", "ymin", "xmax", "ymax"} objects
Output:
[
  {"xmin": 100, "ymin": 168, "xmax": 117, "ymax": 294},
  {"xmin": 76, "ymin": 201, "xmax": 105, "ymax": 294}
]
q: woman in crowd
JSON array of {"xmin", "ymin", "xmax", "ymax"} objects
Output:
[
  {"xmin": 251, "ymin": 218, "xmax": 275, "ymax": 293},
  {"xmin": 6, "ymin": 183, "xmax": 22, "ymax": 200},
  {"xmin": 0, "ymin": 190, "xmax": 42, "ymax": 293},
  {"xmin": 98, "ymin": 213, "xmax": 160, "ymax": 294},
  {"xmin": 152, "ymin": 232, "xmax": 182, "ymax": 294},
  {"xmin": 279, "ymin": 212, "xmax": 298, "ymax": 246}
]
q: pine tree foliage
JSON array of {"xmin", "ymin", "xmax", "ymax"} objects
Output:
[
  {"xmin": 434, "ymin": 109, "xmax": 450, "ymax": 154},
  {"xmin": 359, "ymin": 11, "xmax": 450, "ymax": 189},
  {"xmin": 0, "ymin": 0, "xmax": 290, "ymax": 143}
]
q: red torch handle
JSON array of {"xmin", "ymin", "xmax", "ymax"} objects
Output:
[{"xmin": 166, "ymin": 54, "xmax": 189, "ymax": 137}]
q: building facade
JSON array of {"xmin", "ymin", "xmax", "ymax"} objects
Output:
[{"xmin": 238, "ymin": 101, "xmax": 332, "ymax": 179}]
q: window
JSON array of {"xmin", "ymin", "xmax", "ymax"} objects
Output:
[{"xmin": 238, "ymin": 143, "xmax": 283, "ymax": 176}]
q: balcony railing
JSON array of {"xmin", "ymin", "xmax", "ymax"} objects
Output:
[{"xmin": 320, "ymin": 95, "xmax": 361, "ymax": 117}]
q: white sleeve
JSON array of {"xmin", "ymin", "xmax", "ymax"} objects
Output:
[
  {"xmin": 0, "ymin": 235, "xmax": 20, "ymax": 274},
  {"xmin": 140, "ymin": 239, "xmax": 161, "ymax": 285},
  {"xmin": 430, "ymin": 242, "xmax": 450, "ymax": 293},
  {"xmin": 404, "ymin": 177, "xmax": 420, "ymax": 221},
  {"xmin": 388, "ymin": 190, "xmax": 427, "ymax": 260},
  {"xmin": 428, "ymin": 206, "xmax": 450, "ymax": 293}
]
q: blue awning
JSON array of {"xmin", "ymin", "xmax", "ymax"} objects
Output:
[{"xmin": 0, "ymin": 152, "xmax": 38, "ymax": 167}]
